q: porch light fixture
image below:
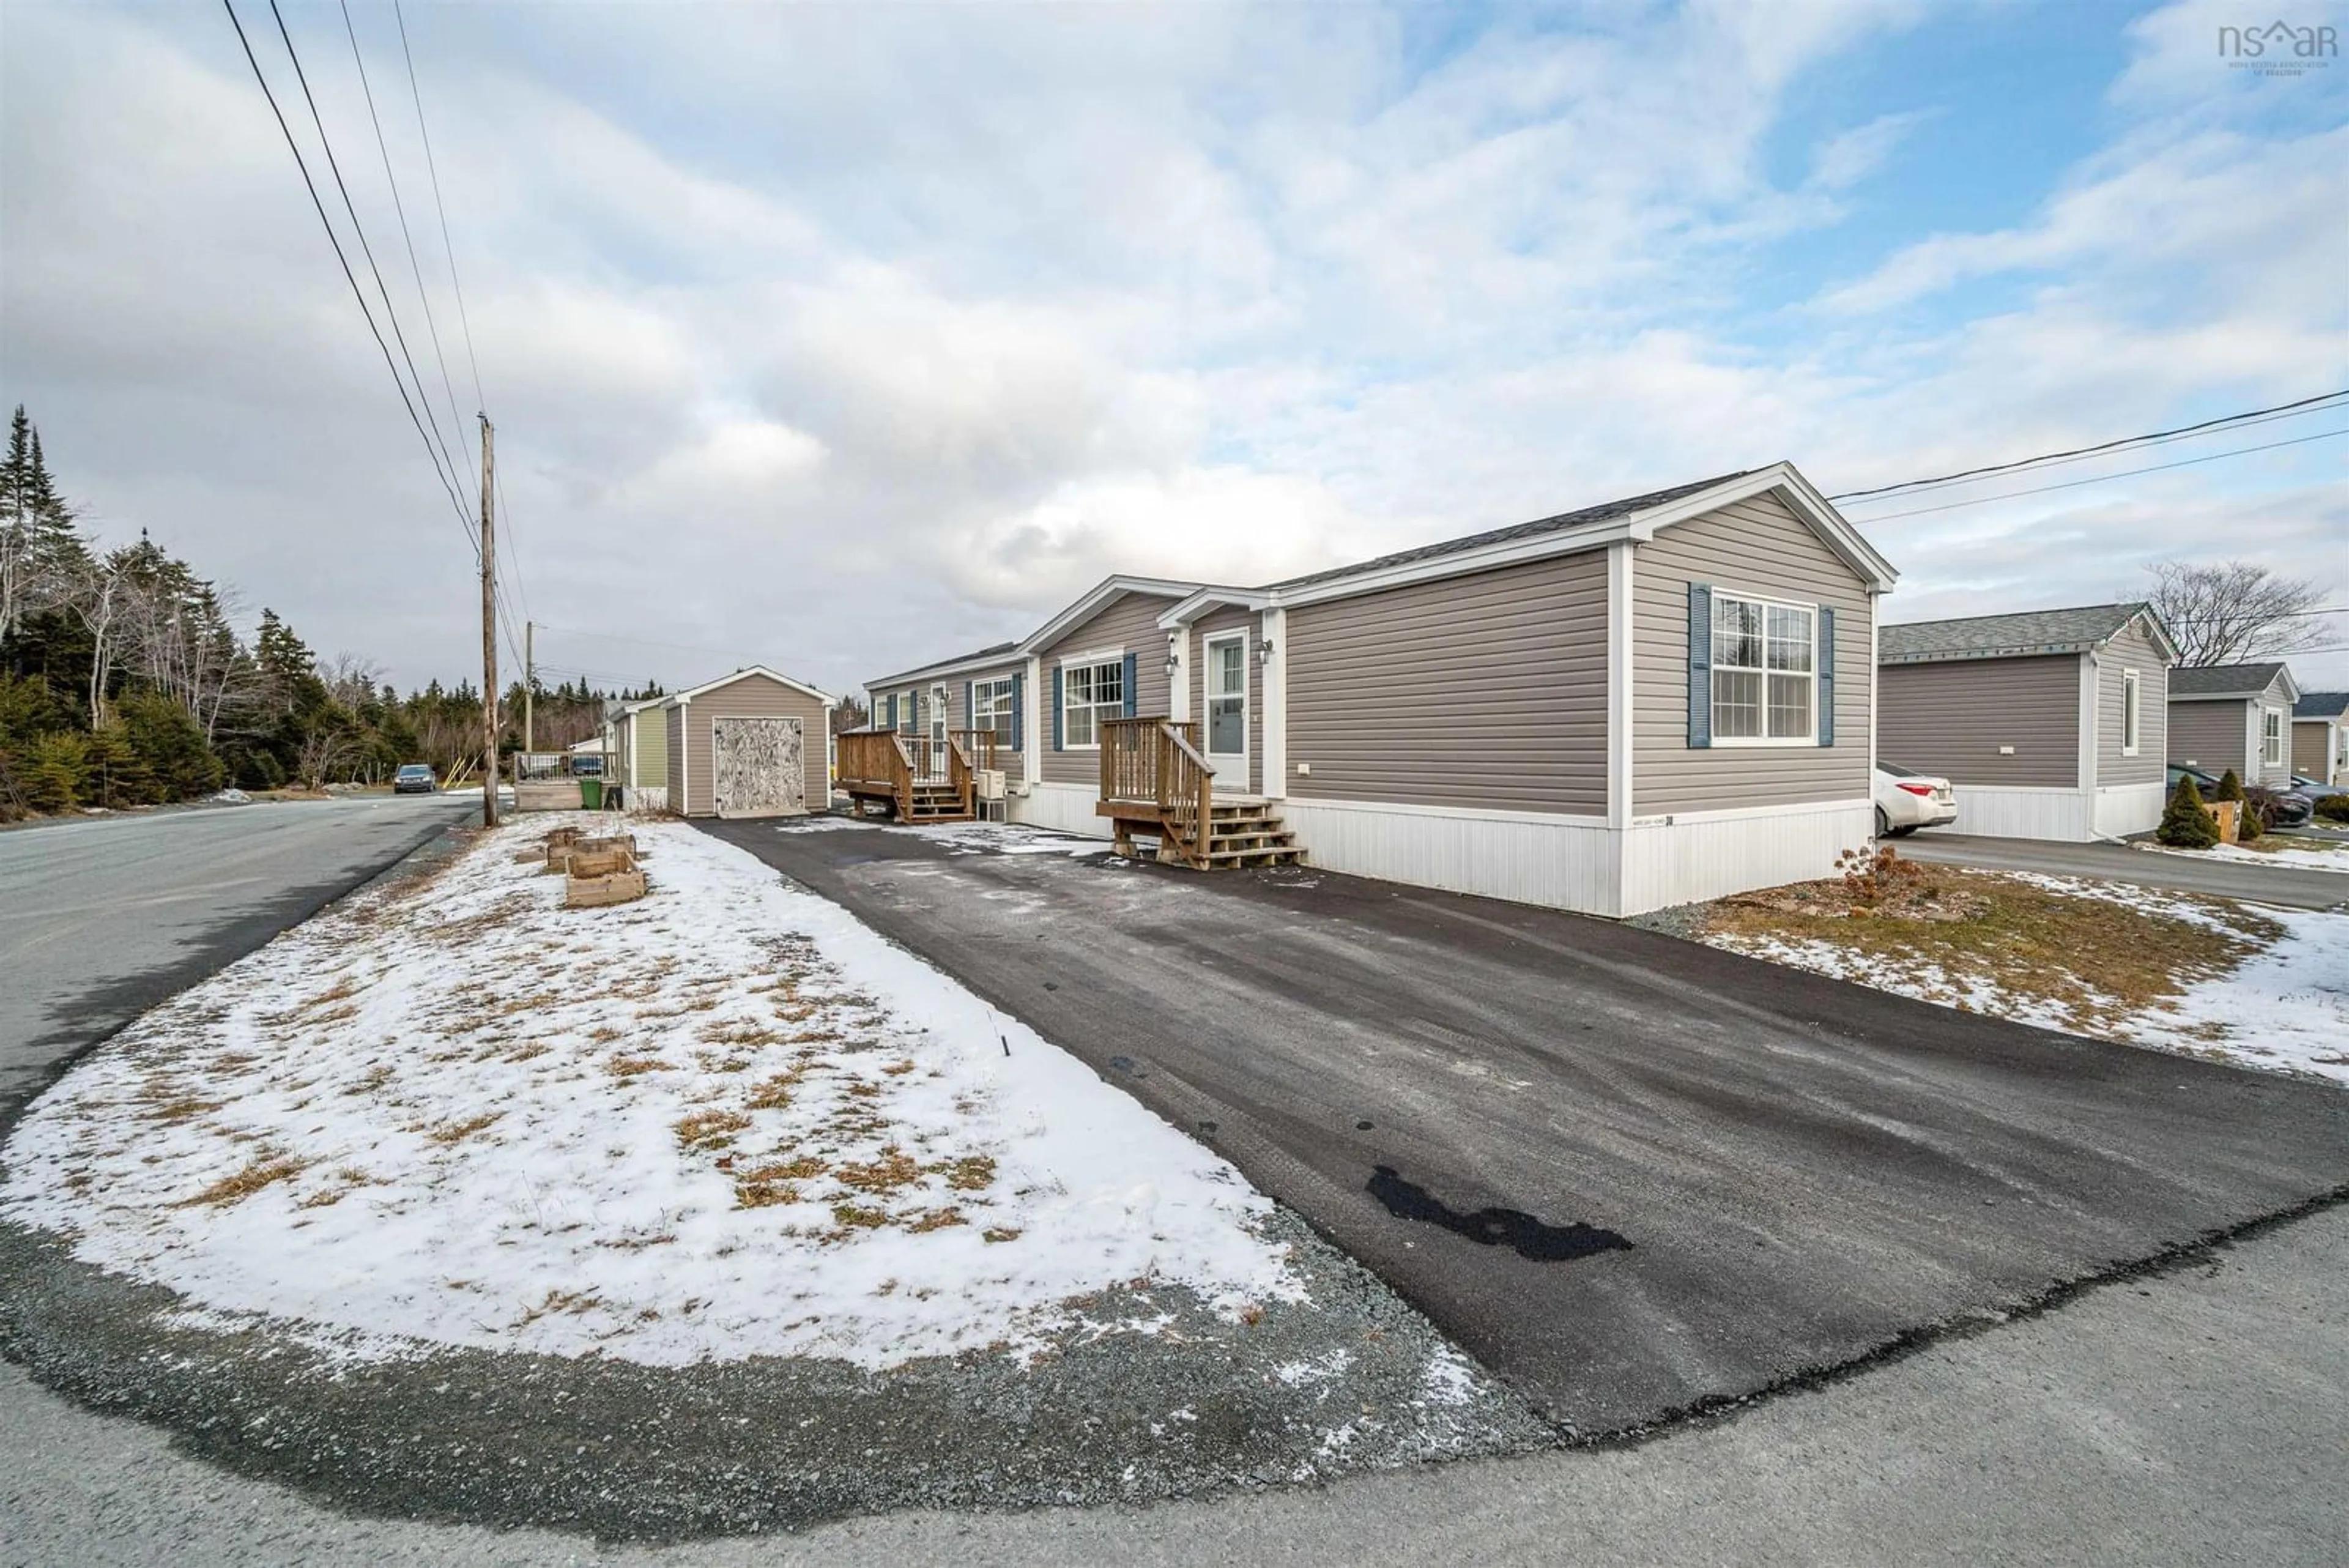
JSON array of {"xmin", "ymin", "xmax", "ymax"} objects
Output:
[
  {"xmin": 1165, "ymin": 630, "xmax": 1182, "ymax": 675},
  {"xmin": 1258, "ymin": 639, "xmax": 1276, "ymax": 664}
]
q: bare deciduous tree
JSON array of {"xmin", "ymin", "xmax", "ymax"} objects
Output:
[
  {"xmin": 2145, "ymin": 560, "xmax": 2332, "ymax": 667},
  {"xmin": 321, "ymin": 652, "xmax": 386, "ymax": 712}
]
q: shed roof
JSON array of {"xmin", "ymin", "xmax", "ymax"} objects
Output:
[
  {"xmin": 2291, "ymin": 689, "xmax": 2349, "ymax": 719},
  {"xmin": 866, "ymin": 641, "xmax": 1022, "ymax": 691},
  {"xmin": 1878, "ymin": 603, "xmax": 2167, "ymax": 664},
  {"xmin": 665, "ymin": 665, "xmax": 837, "ymax": 707},
  {"xmin": 2169, "ymin": 663, "xmax": 2295, "ymax": 701}
]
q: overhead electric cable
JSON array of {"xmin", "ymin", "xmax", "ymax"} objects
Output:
[
  {"xmin": 393, "ymin": 0, "xmax": 486, "ymax": 414},
  {"xmin": 221, "ymin": 0, "xmax": 476, "ymax": 544},
  {"xmin": 264, "ymin": 0, "xmax": 470, "ymax": 513},
  {"xmin": 1846, "ymin": 429, "xmax": 2348, "ymax": 524},
  {"xmin": 339, "ymin": 0, "xmax": 470, "ymax": 491},
  {"xmin": 1832, "ymin": 390, "xmax": 2349, "ymax": 502}
]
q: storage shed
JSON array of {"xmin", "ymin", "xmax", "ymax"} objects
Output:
[
  {"xmin": 601, "ymin": 696, "xmax": 671, "ymax": 812},
  {"xmin": 658, "ymin": 667, "xmax": 836, "ymax": 819},
  {"xmin": 2293, "ymin": 690, "xmax": 2348, "ymax": 786}
]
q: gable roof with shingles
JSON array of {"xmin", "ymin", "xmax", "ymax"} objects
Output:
[
  {"xmin": 2294, "ymin": 689, "xmax": 2349, "ymax": 720},
  {"xmin": 866, "ymin": 640, "xmax": 1023, "ymax": 691},
  {"xmin": 1269, "ymin": 472, "xmax": 1747, "ymax": 591},
  {"xmin": 1878, "ymin": 602, "xmax": 2167, "ymax": 664},
  {"xmin": 2169, "ymin": 662, "xmax": 2294, "ymax": 701}
]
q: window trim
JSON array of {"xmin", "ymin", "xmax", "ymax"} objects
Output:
[
  {"xmin": 2121, "ymin": 668, "xmax": 2140, "ymax": 757},
  {"xmin": 971, "ymin": 675, "xmax": 1017, "ymax": 746},
  {"xmin": 1056, "ymin": 648, "xmax": 1125, "ymax": 752},
  {"xmin": 1707, "ymin": 589, "xmax": 1819, "ymax": 749},
  {"xmin": 2260, "ymin": 705, "xmax": 2284, "ymax": 767}
]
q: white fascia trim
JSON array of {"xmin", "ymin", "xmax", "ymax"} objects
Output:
[
  {"xmin": 1022, "ymin": 655, "xmax": 1043, "ymax": 784},
  {"xmin": 865, "ymin": 652, "xmax": 1026, "ymax": 692},
  {"xmin": 1620, "ymin": 464, "xmax": 1898, "ymax": 590},
  {"xmin": 1157, "ymin": 587, "xmax": 1272, "ymax": 628},
  {"xmin": 1268, "ymin": 463, "xmax": 1895, "ymax": 612},
  {"xmin": 670, "ymin": 665, "xmax": 837, "ymax": 708},
  {"xmin": 1627, "ymin": 797, "xmax": 1876, "ymax": 827},
  {"xmin": 1260, "ymin": 605, "xmax": 1287, "ymax": 799},
  {"xmin": 2077, "ymin": 652, "xmax": 2099, "ymax": 791},
  {"xmin": 1054, "ymin": 645, "xmax": 1125, "ymax": 670},
  {"xmin": 2123, "ymin": 604, "xmax": 2182, "ymax": 665},
  {"xmin": 1283, "ymin": 795, "xmax": 1610, "ymax": 828},
  {"xmin": 1606, "ymin": 540, "xmax": 1633, "ymax": 828},
  {"xmin": 1025, "ymin": 576, "xmax": 1199, "ymax": 655}
]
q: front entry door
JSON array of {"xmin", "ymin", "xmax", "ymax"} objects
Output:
[
  {"xmin": 1203, "ymin": 630, "xmax": 1249, "ymax": 785},
  {"xmin": 710, "ymin": 716, "xmax": 806, "ymax": 817}
]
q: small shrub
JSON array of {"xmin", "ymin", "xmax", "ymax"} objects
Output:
[
  {"xmin": 2156, "ymin": 774, "xmax": 2219, "ymax": 849},
  {"xmin": 20, "ymin": 731, "xmax": 87, "ymax": 813},
  {"xmin": 1833, "ymin": 844, "xmax": 1924, "ymax": 909},
  {"xmin": 2316, "ymin": 794, "xmax": 2349, "ymax": 823},
  {"xmin": 2241, "ymin": 785, "xmax": 2291, "ymax": 835}
]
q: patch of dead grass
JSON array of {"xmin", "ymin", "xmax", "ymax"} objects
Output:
[
  {"xmin": 1705, "ymin": 868, "xmax": 2276, "ymax": 1036},
  {"xmin": 675, "ymin": 1109, "xmax": 753, "ymax": 1152},
  {"xmin": 426, "ymin": 1112, "xmax": 504, "ymax": 1145},
  {"xmin": 607, "ymin": 1055, "xmax": 671, "ymax": 1079},
  {"xmin": 174, "ymin": 1154, "xmax": 310, "ymax": 1208},
  {"xmin": 836, "ymin": 1146, "xmax": 922, "ymax": 1194}
]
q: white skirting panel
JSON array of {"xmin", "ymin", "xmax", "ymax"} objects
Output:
[
  {"xmin": 1274, "ymin": 798, "xmax": 1620, "ymax": 915},
  {"xmin": 1941, "ymin": 786, "xmax": 2093, "ymax": 842},
  {"xmin": 2091, "ymin": 781, "xmax": 2165, "ymax": 840},
  {"xmin": 624, "ymin": 786, "xmax": 670, "ymax": 814},
  {"xmin": 1009, "ymin": 782, "xmax": 1116, "ymax": 838},
  {"xmin": 1619, "ymin": 801, "xmax": 1874, "ymax": 916}
]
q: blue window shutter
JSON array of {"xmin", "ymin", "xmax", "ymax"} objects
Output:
[
  {"xmin": 965, "ymin": 680, "xmax": 974, "ymax": 730},
  {"xmin": 1122, "ymin": 652, "xmax": 1138, "ymax": 717},
  {"xmin": 1050, "ymin": 667, "xmax": 1063, "ymax": 751},
  {"xmin": 881, "ymin": 693, "xmax": 894, "ymax": 729},
  {"xmin": 1687, "ymin": 582, "xmax": 1713, "ymax": 749},
  {"xmin": 1011, "ymin": 671, "xmax": 1024, "ymax": 754},
  {"xmin": 1817, "ymin": 606, "xmax": 1836, "ymax": 746}
]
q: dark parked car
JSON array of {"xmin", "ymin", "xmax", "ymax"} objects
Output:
[
  {"xmin": 393, "ymin": 764, "xmax": 437, "ymax": 794},
  {"xmin": 2291, "ymin": 773, "xmax": 2346, "ymax": 803},
  {"xmin": 2164, "ymin": 763, "xmax": 2312, "ymax": 828}
]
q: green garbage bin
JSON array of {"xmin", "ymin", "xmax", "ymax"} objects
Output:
[{"xmin": 581, "ymin": 778, "xmax": 604, "ymax": 810}]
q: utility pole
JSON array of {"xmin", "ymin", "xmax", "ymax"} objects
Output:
[
  {"xmin": 524, "ymin": 619, "xmax": 534, "ymax": 754},
  {"xmin": 479, "ymin": 414, "xmax": 499, "ymax": 828}
]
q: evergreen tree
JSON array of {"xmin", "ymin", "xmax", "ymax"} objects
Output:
[
  {"xmin": 21, "ymin": 732, "xmax": 87, "ymax": 813},
  {"xmin": 2157, "ymin": 773, "xmax": 2219, "ymax": 849},
  {"xmin": 119, "ymin": 689, "xmax": 224, "ymax": 798},
  {"xmin": 2213, "ymin": 768, "xmax": 2259, "ymax": 840}
]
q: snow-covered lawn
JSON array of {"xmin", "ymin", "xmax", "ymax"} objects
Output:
[
  {"xmin": 1703, "ymin": 870, "xmax": 2349, "ymax": 1086},
  {"xmin": 2135, "ymin": 839, "xmax": 2349, "ymax": 872},
  {"xmin": 0, "ymin": 816, "xmax": 1299, "ymax": 1366}
]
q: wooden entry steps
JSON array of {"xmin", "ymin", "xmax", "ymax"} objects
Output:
[
  {"xmin": 904, "ymin": 782, "xmax": 973, "ymax": 823},
  {"xmin": 1180, "ymin": 800, "xmax": 1306, "ymax": 868}
]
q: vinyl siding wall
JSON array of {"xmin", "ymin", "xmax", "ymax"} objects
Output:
[
  {"xmin": 1877, "ymin": 656, "xmax": 2081, "ymax": 789},
  {"xmin": 675, "ymin": 674, "xmax": 829, "ymax": 817},
  {"xmin": 1283, "ymin": 550, "xmax": 1608, "ymax": 814},
  {"xmin": 1632, "ymin": 495, "xmax": 1874, "ymax": 814},
  {"xmin": 664, "ymin": 704, "xmax": 686, "ymax": 806},
  {"xmin": 1039, "ymin": 592, "xmax": 1178, "ymax": 786},
  {"xmin": 1188, "ymin": 604, "xmax": 1263, "ymax": 796},
  {"xmin": 2293, "ymin": 720, "xmax": 2337, "ymax": 780},
  {"xmin": 2095, "ymin": 623, "xmax": 2167, "ymax": 788},
  {"xmin": 2168, "ymin": 700, "xmax": 2251, "ymax": 779},
  {"xmin": 632, "ymin": 709, "xmax": 669, "ymax": 792}
]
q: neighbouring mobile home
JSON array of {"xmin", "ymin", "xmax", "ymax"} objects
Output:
[
  {"xmin": 1876, "ymin": 603, "xmax": 2175, "ymax": 842},
  {"xmin": 2291, "ymin": 690, "xmax": 2348, "ymax": 786},
  {"xmin": 2169, "ymin": 663, "xmax": 2301, "ymax": 788},
  {"xmin": 651, "ymin": 667, "xmax": 836, "ymax": 819},
  {"xmin": 850, "ymin": 463, "xmax": 1898, "ymax": 917}
]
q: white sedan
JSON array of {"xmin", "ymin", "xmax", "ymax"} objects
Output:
[{"xmin": 1875, "ymin": 762, "xmax": 1957, "ymax": 838}]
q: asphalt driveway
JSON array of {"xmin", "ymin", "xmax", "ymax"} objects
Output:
[
  {"xmin": 711, "ymin": 818, "xmax": 2349, "ymax": 1436},
  {"xmin": 1902, "ymin": 831, "xmax": 2349, "ymax": 909}
]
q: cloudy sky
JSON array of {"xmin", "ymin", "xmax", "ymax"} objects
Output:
[{"xmin": 4, "ymin": 0, "xmax": 2344, "ymax": 697}]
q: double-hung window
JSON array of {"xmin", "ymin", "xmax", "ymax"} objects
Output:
[
  {"xmin": 1060, "ymin": 657, "xmax": 1123, "ymax": 748},
  {"xmin": 972, "ymin": 677, "xmax": 1017, "ymax": 746},
  {"xmin": 1711, "ymin": 593, "xmax": 1814, "ymax": 743},
  {"xmin": 2262, "ymin": 707, "xmax": 2284, "ymax": 767},
  {"xmin": 2121, "ymin": 669, "xmax": 2141, "ymax": 756}
]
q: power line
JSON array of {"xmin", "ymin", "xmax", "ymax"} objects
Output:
[
  {"xmin": 393, "ymin": 0, "xmax": 486, "ymax": 415},
  {"xmin": 1831, "ymin": 389, "xmax": 2349, "ymax": 502},
  {"xmin": 221, "ymin": 0, "xmax": 473, "ymax": 544},
  {"xmin": 1847, "ymin": 429, "xmax": 2348, "ymax": 524},
  {"xmin": 530, "ymin": 622, "xmax": 773, "ymax": 664},
  {"xmin": 339, "ymin": 0, "xmax": 469, "ymax": 502},
  {"xmin": 264, "ymin": 0, "xmax": 472, "ymax": 526}
]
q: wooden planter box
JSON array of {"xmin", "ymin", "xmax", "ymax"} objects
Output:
[
  {"xmin": 2209, "ymin": 800, "xmax": 2241, "ymax": 844},
  {"xmin": 566, "ymin": 869, "xmax": 647, "ymax": 908}
]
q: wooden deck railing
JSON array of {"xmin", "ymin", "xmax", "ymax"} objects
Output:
[
  {"xmin": 952, "ymin": 729, "xmax": 1003, "ymax": 775},
  {"xmin": 1099, "ymin": 716, "xmax": 1212, "ymax": 866},
  {"xmin": 836, "ymin": 729, "xmax": 913, "ymax": 813}
]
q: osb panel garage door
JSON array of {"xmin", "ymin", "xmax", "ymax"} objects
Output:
[{"xmin": 711, "ymin": 716, "xmax": 806, "ymax": 817}]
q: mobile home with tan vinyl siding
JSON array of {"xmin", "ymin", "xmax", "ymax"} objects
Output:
[
  {"xmin": 859, "ymin": 464, "xmax": 1899, "ymax": 915},
  {"xmin": 2167, "ymin": 663, "xmax": 2299, "ymax": 789},
  {"xmin": 1875, "ymin": 603, "xmax": 2175, "ymax": 841},
  {"xmin": 2293, "ymin": 692, "xmax": 2349, "ymax": 786}
]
